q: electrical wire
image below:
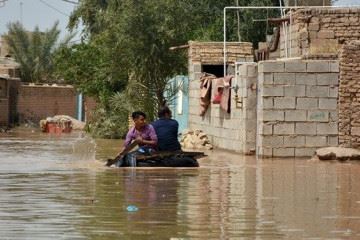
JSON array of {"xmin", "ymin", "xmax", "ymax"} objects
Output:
[
  {"xmin": 61, "ymin": 0, "xmax": 79, "ymax": 4},
  {"xmin": 38, "ymin": 0, "xmax": 70, "ymax": 16}
]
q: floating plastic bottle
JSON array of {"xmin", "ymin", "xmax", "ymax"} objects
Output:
[{"xmin": 126, "ymin": 205, "xmax": 139, "ymax": 212}]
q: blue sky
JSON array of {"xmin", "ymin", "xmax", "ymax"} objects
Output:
[
  {"xmin": 0, "ymin": 0, "xmax": 79, "ymax": 40},
  {"xmin": 0, "ymin": 0, "xmax": 359, "ymax": 40}
]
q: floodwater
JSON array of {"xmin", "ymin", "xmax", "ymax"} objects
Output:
[{"xmin": 1, "ymin": 129, "xmax": 360, "ymax": 239}]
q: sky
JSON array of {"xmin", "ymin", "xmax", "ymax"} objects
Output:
[
  {"xmin": 0, "ymin": 0, "xmax": 359, "ymax": 40},
  {"xmin": 0, "ymin": 0, "xmax": 80, "ymax": 40}
]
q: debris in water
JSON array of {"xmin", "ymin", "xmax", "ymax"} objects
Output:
[{"xmin": 126, "ymin": 205, "xmax": 138, "ymax": 212}]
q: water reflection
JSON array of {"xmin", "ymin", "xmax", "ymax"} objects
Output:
[{"xmin": 0, "ymin": 129, "xmax": 360, "ymax": 239}]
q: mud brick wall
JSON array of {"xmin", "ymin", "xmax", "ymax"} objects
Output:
[
  {"xmin": 280, "ymin": 8, "xmax": 360, "ymax": 58},
  {"xmin": 17, "ymin": 84, "xmax": 77, "ymax": 123},
  {"xmin": 257, "ymin": 59, "xmax": 339, "ymax": 157},
  {"xmin": 188, "ymin": 41, "xmax": 254, "ymax": 65},
  {"xmin": 339, "ymin": 41, "xmax": 360, "ymax": 148}
]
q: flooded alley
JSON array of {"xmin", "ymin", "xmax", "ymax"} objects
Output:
[{"xmin": 1, "ymin": 129, "xmax": 360, "ymax": 239}]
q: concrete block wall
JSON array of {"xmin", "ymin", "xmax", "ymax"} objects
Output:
[
  {"xmin": 238, "ymin": 63, "xmax": 258, "ymax": 153},
  {"xmin": 339, "ymin": 41, "xmax": 360, "ymax": 148},
  {"xmin": 188, "ymin": 63, "xmax": 257, "ymax": 153},
  {"xmin": 257, "ymin": 59, "xmax": 339, "ymax": 157}
]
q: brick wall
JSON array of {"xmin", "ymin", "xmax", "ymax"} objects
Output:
[
  {"xmin": 0, "ymin": 78, "xmax": 20, "ymax": 126},
  {"xmin": 257, "ymin": 59, "xmax": 339, "ymax": 157},
  {"xmin": 280, "ymin": 8, "xmax": 360, "ymax": 58},
  {"xmin": 17, "ymin": 84, "xmax": 77, "ymax": 123},
  {"xmin": 339, "ymin": 41, "xmax": 360, "ymax": 148}
]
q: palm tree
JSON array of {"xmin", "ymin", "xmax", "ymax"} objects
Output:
[{"xmin": 4, "ymin": 21, "xmax": 72, "ymax": 83}]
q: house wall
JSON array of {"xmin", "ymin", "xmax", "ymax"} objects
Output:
[
  {"xmin": 17, "ymin": 84, "xmax": 77, "ymax": 123},
  {"xmin": 280, "ymin": 8, "xmax": 360, "ymax": 58},
  {"xmin": 257, "ymin": 59, "xmax": 339, "ymax": 157},
  {"xmin": 187, "ymin": 41, "xmax": 256, "ymax": 153},
  {"xmin": 338, "ymin": 41, "xmax": 360, "ymax": 148},
  {"xmin": 0, "ymin": 78, "xmax": 20, "ymax": 126}
]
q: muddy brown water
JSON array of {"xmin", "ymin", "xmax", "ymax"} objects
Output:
[{"xmin": 1, "ymin": 128, "xmax": 360, "ymax": 239}]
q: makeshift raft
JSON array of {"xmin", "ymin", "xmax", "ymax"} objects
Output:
[{"xmin": 107, "ymin": 151, "xmax": 206, "ymax": 167}]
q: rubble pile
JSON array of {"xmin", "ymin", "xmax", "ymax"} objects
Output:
[{"xmin": 180, "ymin": 129, "xmax": 213, "ymax": 150}]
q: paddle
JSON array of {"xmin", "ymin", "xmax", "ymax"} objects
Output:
[{"xmin": 105, "ymin": 141, "xmax": 138, "ymax": 167}]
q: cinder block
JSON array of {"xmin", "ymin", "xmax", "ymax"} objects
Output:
[
  {"xmin": 262, "ymin": 123, "xmax": 273, "ymax": 135},
  {"xmin": 273, "ymin": 148, "xmax": 295, "ymax": 157},
  {"xmin": 193, "ymin": 64, "xmax": 202, "ymax": 73},
  {"xmin": 297, "ymin": 98, "xmax": 318, "ymax": 109},
  {"xmin": 284, "ymin": 85, "xmax": 306, "ymax": 97},
  {"xmin": 262, "ymin": 136, "xmax": 284, "ymax": 146},
  {"xmin": 330, "ymin": 61, "xmax": 340, "ymax": 72},
  {"xmin": 274, "ymin": 73, "xmax": 296, "ymax": 85},
  {"xmin": 296, "ymin": 122, "xmax": 317, "ymax": 135},
  {"xmin": 274, "ymin": 97, "xmax": 296, "ymax": 109},
  {"xmin": 308, "ymin": 111, "xmax": 329, "ymax": 122},
  {"xmin": 329, "ymin": 87, "xmax": 338, "ymax": 98},
  {"xmin": 263, "ymin": 110, "xmax": 285, "ymax": 121},
  {"xmin": 328, "ymin": 136, "xmax": 339, "ymax": 146},
  {"xmin": 259, "ymin": 61, "xmax": 285, "ymax": 73},
  {"xmin": 306, "ymin": 136, "xmax": 327, "ymax": 147},
  {"xmin": 317, "ymin": 122, "xmax": 338, "ymax": 135},
  {"xmin": 274, "ymin": 122, "xmax": 295, "ymax": 134},
  {"xmin": 319, "ymin": 98, "xmax": 337, "ymax": 110},
  {"xmin": 296, "ymin": 73, "xmax": 317, "ymax": 85},
  {"xmin": 295, "ymin": 148, "xmax": 317, "ymax": 157},
  {"xmin": 306, "ymin": 86, "xmax": 329, "ymax": 97},
  {"xmin": 317, "ymin": 73, "xmax": 339, "ymax": 86},
  {"xmin": 263, "ymin": 86, "xmax": 284, "ymax": 97},
  {"xmin": 285, "ymin": 61, "xmax": 307, "ymax": 72},
  {"xmin": 194, "ymin": 72, "xmax": 202, "ymax": 80},
  {"xmin": 306, "ymin": 61, "xmax": 330, "ymax": 72},
  {"xmin": 329, "ymin": 111, "xmax": 338, "ymax": 122},
  {"xmin": 263, "ymin": 97, "xmax": 273, "ymax": 109},
  {"xmin": 258, "ymin": 147, "xmax": 273, "ymax": 157},
  {"xmin": 285, "ymin": 110, "xmax": 307, "ymax": 121},
  {"xmin": 284, "ymin": 136, "xmax": 305, "ymax": 147},
  {"xmin": 247, "ymin": 64, "xmax": 257, "ymax": 77},
  {"xmin": 263, "ymin": 73, "xmax": 273, "ymax": 85}
]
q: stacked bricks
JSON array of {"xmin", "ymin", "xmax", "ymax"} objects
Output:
[
  {"xmin": 188, "ymin": 41, "xmax": 254, "ymax": 65},
  {"xmin": 237, "ymin": 63, "xmax": 258, "ymax": 153},
  {"xmin": 257, "ymin": 59, "xmax": 339, "ymax": 157},
  {"xmin": 279, "ymin": 8, "xmax": 360, "ymax": 58},
  {"xmin": 188, "ymin": 40, "xmax": 256, "ymax": 152},
  {"xmin": 339, "ymin": 41, "xmax": 360, "ymax": 148}
]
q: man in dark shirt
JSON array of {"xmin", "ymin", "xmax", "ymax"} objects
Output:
[{"xmin": 151, "ymin": 106, "xmax": 181, "ymax": 151}]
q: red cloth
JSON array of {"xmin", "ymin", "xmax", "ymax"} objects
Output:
[
  {"xmin": 220, "ymin": 75, "xmax": 233, "ymax": 114},
  {"xmin": 199, "ymin": 73, "xmax": 216, "ymax": 116},
  {"xmin": 212, "ymin": 78, "xmax": 224, "ymax": 104}
]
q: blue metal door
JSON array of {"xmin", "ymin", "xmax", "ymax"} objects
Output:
[{"xmin": 166, "ymin": 75, "xmax": 189, "ymax": 134}]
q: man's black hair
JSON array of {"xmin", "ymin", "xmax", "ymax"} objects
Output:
[
  {"xmin": 132, "ymin": 111, "xmax": 146, "ymax": 119},
  {"xmin": 158, "ymin": 106, "xmax": 171, "ymax": 118}
]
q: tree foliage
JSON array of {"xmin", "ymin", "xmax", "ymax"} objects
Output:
[
  {"xmin": 58, "ymin": 0, "xmax": 280, "ymax": 138},
  {"xmin": 5, "ymin": 22, "xmax": 72, "ymax": 83}
]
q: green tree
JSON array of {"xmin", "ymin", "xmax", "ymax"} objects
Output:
[
  {"xmin": 5, "ymin": 21, "xmax": 72, "ymax": 83},
  {"xmin": 60, "ymin": 0, "xmax": 279, "ymax": 138}
]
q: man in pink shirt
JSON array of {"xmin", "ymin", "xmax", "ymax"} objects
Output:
[{"xmin": 116, "ymin": 111, "xmax": 157, "ymax": 167}]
